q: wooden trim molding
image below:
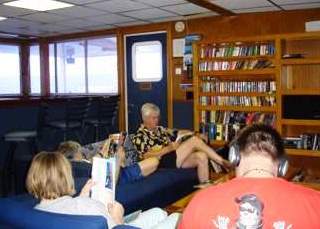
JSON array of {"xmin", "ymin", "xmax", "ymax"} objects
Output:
[
  {"xmin": 20, "ymin": 42, "xmax": 30, "ymax": 96},
  {"xmin": 117, "ymin": 31, "xmax": 126, "ymax": 131},
  {"xmin": 185, "ymin": 0, "xmax": 235, "ymax": 16},
  {"xmin": 39, "ymin": 40, "xmax": 50, "ymax": 96}
]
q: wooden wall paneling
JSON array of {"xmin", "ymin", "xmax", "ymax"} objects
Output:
[
  {"xmin": 167, "ymin": 22, "xmax": 173, "ymax": 128},
  {"xmin": 117, "ymin": 31, "xmax": 125, "ymax": 131},
  {"xmin": 186, "ymin": 9, "xmax": 320, "ymax": 42},
  {"xmin": 275, "ymin": 36, "xmax": 282, "ymax": 133},
  {"xmin": 39, "ymin": 39, "xmax": 50, "ymax": 96},
  {"xmin": 172, "ymin": 58, "xmax": 186, "ymax": 101},
  {"xmin": 20, "ymin": 42, "xmax": 30, "ymax": 96},
  {"xmin": 192, "ymin": 43, "xmax": 199, "ymax": 132},
  {"xmin": 41, "ymin": 29, "xmax": 118, "ymax": 43}
]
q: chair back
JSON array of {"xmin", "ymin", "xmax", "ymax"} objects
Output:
[
  {"xmin": 98, "ymin": 96, "xmax": 119, "ymax": 126},
  {"xmin": 66, "ymin": 98, "xmax": 92, "ymax": 127}
]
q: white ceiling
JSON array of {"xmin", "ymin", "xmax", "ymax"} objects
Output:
[{"xmin": 0, "ymin": 0, "xmax": 318, "ymax": 38}]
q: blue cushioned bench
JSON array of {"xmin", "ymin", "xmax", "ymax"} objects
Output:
[{"xmin": 0, "ymin": 166, "xmax": 197, "ymax": 228}]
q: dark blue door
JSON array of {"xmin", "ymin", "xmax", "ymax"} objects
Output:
[{"xmin": 126, "ymin": 33, "xmax": 167, "ymax": 133}]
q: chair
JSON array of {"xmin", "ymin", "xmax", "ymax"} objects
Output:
[
  {"xmin": 2, "ymin": 103, "xmax": 49, "ymax": 196},
  {"xmin": 85, "ymin": 96, "xmax": 119, "ymax": 142},
  {"xmin": 47, "ymin": 98, "xmax": 91, "ymax": 143}
]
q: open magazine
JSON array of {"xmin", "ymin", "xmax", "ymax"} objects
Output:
[
  {"xmin": 90, "ymin": 133, "xmax": 124, "ymax": 205},
  {"xmin": 175, "ymin": 132, "xmax": 194, "ymax": 143},
  {"xmin": 91, "ymin": 156, "xmax": 116, "ymax": 205}
]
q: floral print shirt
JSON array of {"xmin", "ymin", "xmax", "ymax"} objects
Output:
[{"xmin": 131, "ymin": 125, "xmax": 177, "ymax": 161}]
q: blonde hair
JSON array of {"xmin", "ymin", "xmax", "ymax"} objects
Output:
[
  {"xmin": 26, "ymin": 151, "xmax": 75, "ymax": 200},
  {"xmin": 58, "ymin": 141, "xmax": 82, "ymax": 160},
  {"xmin": 141, "ymin": 103, "xmax": 160, "ymax": 121}
]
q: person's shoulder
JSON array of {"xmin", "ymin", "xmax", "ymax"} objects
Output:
[
  {"xmin": 279, "ymin": 179, "xmax": 320, "ymax": 198},
  {"xmin": 191, "ymin": 179, "xmax": 236, "ymax": 202}
]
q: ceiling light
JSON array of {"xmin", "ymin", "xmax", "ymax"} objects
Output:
[
  {"xmin": 0, "ymin": 16, "xmax": 7, "ymax": 21},
  {"xmin": 4, "ymin": 0, "xmax": 74, "ymax": 11}
]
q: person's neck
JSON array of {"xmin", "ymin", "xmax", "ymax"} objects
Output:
[
  {"xmin": 40, "ymin": 196, "xmax": 68, "ymax": 204},
  {"xmin": 237, "ymin": 153, "xmax": 277, "ymax": 178},
  {"xmin": 240, "ymin": 168, "xmax": 275, "ymax": 178},
  {"xmin": 143, "ymin": 124, "xmax": 157, "ymax": 131}
]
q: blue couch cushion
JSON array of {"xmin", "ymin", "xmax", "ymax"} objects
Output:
[
  {"xmin": 116, "ymin": 168, "xmax": 198, "ymax": 214},
  {"xmin": 0, "ymin": 198, "xmax": 108, "ymax": 229}
]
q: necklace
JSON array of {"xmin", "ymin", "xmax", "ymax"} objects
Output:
[{"xmin": 242, "ymin": 168, "xmax": 275, "ymax": 177}]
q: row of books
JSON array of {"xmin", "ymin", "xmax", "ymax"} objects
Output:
[
  {"xmin": 200, "ymin": 78, "xmax": 276, "ymax": 93},
  {"xmin": 199, "ymin": 60, "xmax": 274, "ymax": 71},
  {"xmin": 284, "ymin": 134, "xmax": 320, "ymax": 151},
  {"xmin": 199, "ymin": 43, "xmax": 275, "ymax": 59},
  {"xmin": 200, "ymin": 110, "xmax": 276, "ymax": 126},
  {"xmin": 200, "ymin": 96, "xmax": 276, "ymax": 107},
  {"xmin": 199, "ymin": 112, "xmax": 276, "ymax": 141}
]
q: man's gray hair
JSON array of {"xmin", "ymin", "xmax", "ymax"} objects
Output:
[{"xmin": 141, "ymin": 103, "xmax": 160, "ymax": 120}]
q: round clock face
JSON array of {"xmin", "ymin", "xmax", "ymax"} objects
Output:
[{"xmin": 175, "ymin": 21, "xmax": 185, "ymax": 32}]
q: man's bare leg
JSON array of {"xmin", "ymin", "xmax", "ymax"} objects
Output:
[
  {"xmin": 138, "ymin": 157, "xmax": 160, "ymax": 177},
  {"xmin": 180, "ymin": 151, "xmax": 209, "ymax": 183},
  {"xmin": 176, "ymin": 136, "xmax": 225, "ymax": 168}
]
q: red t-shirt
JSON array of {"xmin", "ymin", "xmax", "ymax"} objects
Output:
[{"xmin": 179, "ymin": 177, "xmax": 320, "ymax": 229}]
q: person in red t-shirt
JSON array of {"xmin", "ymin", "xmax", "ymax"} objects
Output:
[{"xmin": 179, "ymin": 124, "xmax": 320, "ymax": 229}]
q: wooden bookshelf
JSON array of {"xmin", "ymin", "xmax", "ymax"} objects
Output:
[
  {"xmin": 282, "ymin": 88, "xmax": 320, "ymax": 95},
  {"xmin": 209, "ymin": 140, "xmax": 227, "ymax": 147},
  {"xmin": 194, "ymin": 36, "xmax": 278, "ymax": 143},
  {"xmin": 286, "ymin": 149, "xmax": 320, "ymax": 157},
  {"xmin": 282, "ymin": 119, "xmax": 320, "ymax": 126},
  {"xmin": 279, "ymin": 33, "xmax": 320, "ymax": 190},
  {"xmin": 281, "ymin": 58, "xmax": 320, "ymax": 65},
  {"xmin": 193, "ymin": 32, "xmax": 320, "ymax": 190}
]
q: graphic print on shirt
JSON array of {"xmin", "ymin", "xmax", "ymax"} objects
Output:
[{"xmin": 212, "ymin": 194, "xmax": 292, "ymax": 229}]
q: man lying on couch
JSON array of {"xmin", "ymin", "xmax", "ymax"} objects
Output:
[{"xmin": 58, "ymin": 139, "xmax": 159, "ymax": 185}]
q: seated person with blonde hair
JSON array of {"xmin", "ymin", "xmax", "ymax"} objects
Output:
[
  {"xmin": 27, "ymin": 152, "xmax": 181, "ymax": 229},
  {"xmin": 58, "ymin": 140, "xmax": 159, "ymax": 185},
  {"xmin": 132, "ymin": 103, "xmax": 231, "ymax": 184}
]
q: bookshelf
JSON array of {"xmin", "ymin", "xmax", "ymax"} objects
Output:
[
  {"xmin": 193, "ymin": 32, "xmax": 320, "ymax": 188},
  {"xmin": 193, "ymin": 37, "xmax": 279, "ymax": 145}
]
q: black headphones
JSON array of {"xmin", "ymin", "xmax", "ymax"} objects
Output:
[{"xmin": 228, "ymin": 126, "xmax": 289, "ymax": 177}]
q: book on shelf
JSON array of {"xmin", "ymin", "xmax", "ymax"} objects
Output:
[
  {"xmin": 284, "ymin": 134, "xmax": 320, "ymax": 151},
  {"xmin": 200, "ymin": 95, "xmax": 276, "ymax": 107},
  {"xmin": 200, "ymin": 78, "xmax": 276, "ymax": 93},
  {"xmin": 199, "ymin": 60, "xmax": 274, "ymax": 71},
  {"xmin": 200, "ymin": 43, "xmax": 275, "ymax": 59},
  {"xmin": 200, "ymin": 111, "xmax": 276, "ymax": 142}
]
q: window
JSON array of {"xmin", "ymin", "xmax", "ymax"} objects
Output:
[
  {"xmin": 0, "ymin": 44, "xmax": 21, "ymax": 95},
  {"xmin": 49, "ymin": 44, "xmax": 56, "ymax": 94},
  {"xmin": 132, "ymin": 41, "xmax": 162, "ymax": 82},
  {"xmin": 88, "ymin": 37, "xmax": 117, "ymax": 93},
  {"xmin": 30, "ymin": 45, "xmax": 41, "ymax": 94},
  {"xmin": 50, "ymin": 36, "xmax": 118, "ymax": 94}
]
